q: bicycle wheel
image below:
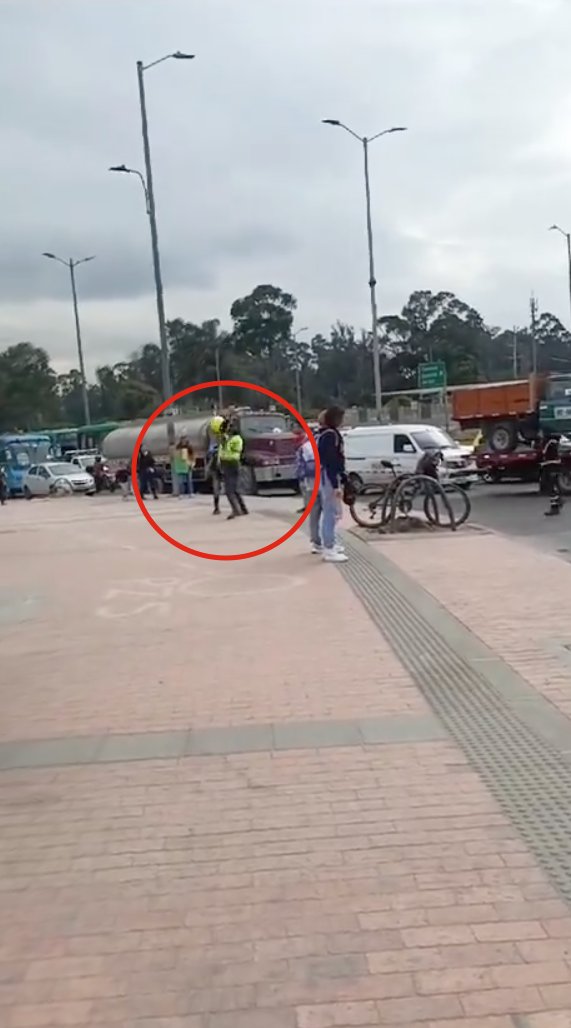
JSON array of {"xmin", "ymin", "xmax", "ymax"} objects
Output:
[
  {"xmin": 349, "ymin": 491, "xmax": 386, "ymax": 529},
  {"xmin": 424, "ymin": 482, "xmax": 471, "ymax": 527}
]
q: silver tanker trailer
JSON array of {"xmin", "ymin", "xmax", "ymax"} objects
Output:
[{"xmin": 102, "ymin": 409, "xmax": 299, "ymax": 495}]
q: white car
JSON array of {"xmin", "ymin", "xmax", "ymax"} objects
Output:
[
  {"xmin": 22, "ymin": 462, "xmax": 95, "ymax": 498},
  {"xmin": 342, "ymin": 424, "xmax": 478, "ymax": 492},
  {"xmin": 68, "ymin": 453, "xmax": 100, "ymax": 471}
]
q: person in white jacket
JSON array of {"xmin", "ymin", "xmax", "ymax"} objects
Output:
[{"xmin": 296, "ymin": 431, "xmax": 323, "ymax": 553}]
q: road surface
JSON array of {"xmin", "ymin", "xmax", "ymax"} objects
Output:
[{"xmin": 469, "ymin": 482, "xmax": 571, "ymax": 562}]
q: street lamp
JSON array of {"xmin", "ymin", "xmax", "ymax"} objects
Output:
[
  {"xmin": 111, "ymin": 52, "xmax": 194, "ymax": 403},
  {"xmin": 322, "ymin": 119, "xmax": 407, "ymax": 420},
  {"xmin": 42, "ymin": 252, "xmax": 95, "ymax": 425},
  {"xmin": 111, "ymin": 50, "xmax": 194, "ymax": 494},
  {"xmin": 549, "ymin": 225, "xmax": 571, "ymax": 328},
  {"xmin": 292, "ymin": 326, "xmax": 308, "ymax": 414},
  {"xmin": 109, "ymin": 165, "xmax": 150, "ymax": 213}
]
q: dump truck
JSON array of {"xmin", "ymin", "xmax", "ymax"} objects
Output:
[
  {"xmin": 102, "ymin": 409, "xmax": 299, "ymax": 494},
  {"xmin": 452, "ymin": 374, "xmax": 571, "ymax": 454}
]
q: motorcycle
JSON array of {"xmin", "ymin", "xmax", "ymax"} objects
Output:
[{"xmin": 87, "ymin": 461, "xmax": 117, "ymax": 494}]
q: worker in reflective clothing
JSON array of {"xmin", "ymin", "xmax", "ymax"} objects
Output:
[
  {"xmin": 218, "ymin": 419, "xmax": 249, "ymax": 520},
  {"xmin": 540, "ymin": 432, "xmax": 563, "ymax": 516},
  {"xmin": 207, "ymin": 415, "xmax": 225, "ymax": 515}
]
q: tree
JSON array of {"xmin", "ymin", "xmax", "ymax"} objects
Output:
[
  {"xmin": 9, "ymin": 282, "xmax": 571, "ymax": 428},
  {"xmin": 307, "ymin": 324, "xmax": 373, "ymax": 408},
  {"xmin": 91, "ymin": 362, "xmax": 158, "ymax": 422},
  {"xmin": 534, "ymin": 313, "xmax": 571, "ymax": 373},
  {"xmin": 129, "ymin": 343, "xmax": 163, "ymax": 395},
  {"xmin": 168, "ymin": 318, "xmax": 231, "ymax": 402},
  {"xmin": 379, "ymin": 290, "xmax": 494, "ymax": 389},
  {"xmin": 230, "ymin": 284, "xmax": 296, "ymax": 361},
  {"xmin": 0, "ymin": 343, "xmax": 59, "ymax": 431},
  {"xmin": 57, "ymin": 370, "xmax": 86, "ymax": 426}
]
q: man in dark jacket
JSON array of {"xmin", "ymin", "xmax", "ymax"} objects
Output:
[{"xmin": 138, "ymin": 448, "xmax": 158, "ymax": 499}]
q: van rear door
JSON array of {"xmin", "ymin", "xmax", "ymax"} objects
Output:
[
  {"xmin": 344, "ymin": 431, "xmax": 393, "ymax": 487},
  {"xmin": 392, "ymin": 432, "xmax": 418, "ymax": 473}
]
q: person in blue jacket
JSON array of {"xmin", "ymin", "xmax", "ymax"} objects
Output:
[{"xmin": 317, "ymin": 405, "xmax": 348, "ymax": 563}]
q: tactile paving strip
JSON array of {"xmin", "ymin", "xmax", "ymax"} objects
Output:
[{"xmin": 341, "ymin": 535, "xmax": 571, "ymax": 903}]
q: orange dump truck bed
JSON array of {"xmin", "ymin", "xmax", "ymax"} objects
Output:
[{"xmin": 452, "ymin": 378, "xmax": 541, "ymax": 424}]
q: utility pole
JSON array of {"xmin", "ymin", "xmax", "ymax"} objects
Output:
[
  {"xmin": 530, "ymin": 294, "xmax": 538, "ymax": 375},
  {"xmin": 42, "ymin": 252, "xmax": 94, "ymax": 425},
  {"xmin": 549, "ymin": 225, "xmax": 571, "ymax": 329},
  {"xmin": 322, "ymin": 119, "xmax": 407, "ymax": 422},
  {"xmin": 69, "ymin": 261, "xmax": 91, "ymax": 426},
  {"xmin": 135, "ymin": 60, "xmax": 179, "ymax": 493},
  {"xmin": 136, "ymin": 62, "xmax": 171, "ymax": 403},
  {"xmin": 362, "ymin": 137, "xmax": 382, "ymax": 420},
  {"xmin": 512, "ymin": 327, "xmax": 518, "ymax": 379},
  {"xmin": 214, "ymin": 347, "xmax": 223, "ymax": 409},
  {"xmin": 292, "ymin": 326, "xmax": 308, "ymax": 415}
]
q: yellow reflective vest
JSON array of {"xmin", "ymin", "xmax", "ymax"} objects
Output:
[{"xmin": 218, "ymin": 432, "xmax": 244, "ymax": 464}]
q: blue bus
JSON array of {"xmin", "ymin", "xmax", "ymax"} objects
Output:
[{"xmin": 0, "ymin": 433, "xmax": 52, "ymax": 496}]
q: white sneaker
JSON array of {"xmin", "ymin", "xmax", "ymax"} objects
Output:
[
  {"xmin": 310, "ymin": 543, "xmax": 323, "ymax": 555},
  {"xmin": 335, "ymin": 542, "xmax": 345, "ymax": 553},
  {"xmin": 323, "ymin": 548, "xmax": 348, "ymax": 563}
]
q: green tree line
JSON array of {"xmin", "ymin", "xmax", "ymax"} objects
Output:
[{"xmin": 2, "ymin": 283, "xmax": 571, "ymax": 432}]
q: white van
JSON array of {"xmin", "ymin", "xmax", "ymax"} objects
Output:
[{"xmin": 342, "ymin": 424, "xmax": 478, "ymax": 492}]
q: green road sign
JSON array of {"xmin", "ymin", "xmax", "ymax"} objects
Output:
[{"xmin": 418, "ymin": 361, "xmax": 446, "ymax": 390}]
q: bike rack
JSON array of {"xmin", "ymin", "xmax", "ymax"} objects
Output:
[{"xmin": 383, "ymin": 474, "xmax": 462, "ymax": 533}]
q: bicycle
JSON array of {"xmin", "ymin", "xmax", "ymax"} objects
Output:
[{"xmin": 349, "ymin": 459, "xmax": 471, "ymax": 531}]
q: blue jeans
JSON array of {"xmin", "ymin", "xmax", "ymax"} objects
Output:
[
  {"xmin": 177, "ymin": 472, "xmax": 193, "ymax": 496},
  {"xmin": 302, "ymin": 478, "xmax": 322, "ymax": 547},
  {"xmin": 320, "ymin": 477, "xmax": 340, "ymax": 550}
]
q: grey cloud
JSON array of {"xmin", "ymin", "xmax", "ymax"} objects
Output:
[{"xmin": 2, "ymin": 0, "xmax": 571, "ymax": 368}]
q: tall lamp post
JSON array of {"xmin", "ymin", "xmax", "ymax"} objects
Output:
[
  {"xmin": 110, "ymin": 50, "xmax": 194, "ymax": 493},
  {"xmin": 292, "ymin": 326, "xmax": 308, "ymax": 414},
  {"xmin": 322, "ymin": 119, "xmax": 407, "ymax": 420},
  {"xmin": 42, "ymin": 252, "xmax": 94, "ymax": 425},
  {"xmin": 549, "ymin": 225, "xmax": 571, "ymax": 329}
]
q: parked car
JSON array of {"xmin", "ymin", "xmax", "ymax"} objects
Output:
[
  {"xmin": 68, "ymin": 452, "xmax": 102, "ymax": 471},
  {"xmin": 342, "ymin": 424, "xmax": 478, "ymax": 492},
  {"xmin": 22, "ymin": 462, "xmax": 95, "ymax": 498}
]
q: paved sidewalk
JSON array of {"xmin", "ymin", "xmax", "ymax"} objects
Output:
[
  {"xmin": 2, "ymin": 497, "xmax": 571, "ymax": 1026},
  {"xmin": 379, "ymin": 530, "xmax": 571, "ymax": 722}
]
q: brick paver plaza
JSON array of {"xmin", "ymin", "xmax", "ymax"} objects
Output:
[{"xmin": 2, "ymin": 494, "xmax": 571, "ymax": 1027}]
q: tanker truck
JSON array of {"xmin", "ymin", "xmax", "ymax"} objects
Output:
[{"xmin": 102, "ymin": 409, "xmax": 299, "ymax": 495}]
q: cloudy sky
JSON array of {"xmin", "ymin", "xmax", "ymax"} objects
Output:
[{"xmin": 1, "ymin": 0, "xmax": 571, "ymax": 378}]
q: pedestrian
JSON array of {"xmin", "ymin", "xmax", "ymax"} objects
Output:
[
  {"xmin": 0, "ymin": 466, "xmax": 7, "ymax": 506},
  {"xmin": 138, "ymin": 448, "xmax": 158, "ymax": 499},
  {"xmin": 115, "ymin": 463, "xmax": 132, "ymax": 500},
  {"xmin": 207, "ymin": 414, "xmax": 226, "ymax": 515},
  {"xmin": 92, "ymin": 456, "xmax": 105, "ymax": 494},
  {"xmin": 206, "ymin": 441, "xmax": 222, "ymax": 515},
  {"xmin": 317, "ymin": 405, "xmax": 348, "ymax": 563},
  {"xmin": 296, "ymin": 429, "xmax": 323, "ymax": 553},
  {"xmin": 540, "ymin": 432, "xmax": 563, "ymax": 516},
  {"xmin": 174, "ymin": 437, "xmax": 194, "ymax": 498},
  {"xmin": 218, "ymin": 418, "xmax": 248, "ymax": 520}
]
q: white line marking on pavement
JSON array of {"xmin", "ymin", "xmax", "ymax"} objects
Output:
[{"xmin": 96, "ymin": 572, "xmax": 305, "ymax": 618}]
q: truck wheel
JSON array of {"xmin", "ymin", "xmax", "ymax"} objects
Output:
[
  {"xmin": 482, "ymin": 469, "xmax": 503, "ymax": 485},
  {"xmin": 239, "ymin": 465, "xmax": 258, "ymax": 495},
  {"xmin": 488, "ymin": 422, "xmax": 518, "ymax": 454}
]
